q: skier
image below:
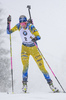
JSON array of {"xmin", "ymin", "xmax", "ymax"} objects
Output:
[{"xmin": 7, "ymin": 15, "xmax": 59, "ymax": 93}]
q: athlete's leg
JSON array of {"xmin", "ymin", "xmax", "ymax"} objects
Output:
[
  {"xmin": 29, "ymin": 46, "xmax": 59, "ymax": 92},
  {"xmin": 21, "ymin": 45, "xmax": 30, "ymax": 82},
  {"xmin": 30, "ymin": 46, "xmax": 52, "ymax": 83}
]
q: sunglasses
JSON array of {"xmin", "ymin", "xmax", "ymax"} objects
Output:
[{"xmin": 20, "ymin": 22, "xmax": 27, "ymax": 26}]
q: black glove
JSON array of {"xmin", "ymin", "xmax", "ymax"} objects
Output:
[
  {"xmin": 27, "ymin": 19, "xmax": 33, "ymax": 24},
  {"xmin": 32, "ymin": 37, "xmax": 36, "ymax": 42},
  {"xmin": 7, "ymin": 15, "xmax": 11, "ymax": 24}
]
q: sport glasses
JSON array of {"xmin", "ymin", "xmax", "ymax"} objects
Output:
[{"xmin": 20, "ymin": 22, "xmax": 27, "ymax": 26}]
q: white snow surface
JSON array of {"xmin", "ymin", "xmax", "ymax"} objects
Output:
[
  {"xmin": 0, "ymin": 92, "xmax": 66, "ymax": 100},
  {"xmin": 0, "ymin": 0, "xmax": 66, "ymax": 99}
]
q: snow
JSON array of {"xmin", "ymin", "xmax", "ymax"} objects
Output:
[
  {"xmin": 0, "ymin": 92, "xmax": 66, "ymax": 100},
  {"xmin": 0, "ymin": 0, "xmax": 66, "ymax": 100}
]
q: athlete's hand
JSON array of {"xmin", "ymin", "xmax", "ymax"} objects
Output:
[
  {"xmin": 7, "ymin": 15, "xmax": 11, "ymax": 24},
  {"xmin": 32, "ymin": 37, "xmax": 36, "ymax": 42}
]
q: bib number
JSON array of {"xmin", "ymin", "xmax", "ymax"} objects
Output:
[{"xmin": 24, "ymin": 37, "xmax": 27, "ymax": 41}]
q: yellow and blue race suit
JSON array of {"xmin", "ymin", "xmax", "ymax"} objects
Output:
[{"xmin": 7, "ymin": 23, "xmax": 52, "ymax": 83}]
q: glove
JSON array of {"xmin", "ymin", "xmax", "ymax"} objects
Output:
[
  {"xmin": 32, "ymin": 37, "xmax": 36, "ymax": 42},
  {"xmin": 31, "ymin": 36, "xmax": 41, "ymax": 42},
  {"xmin": 7, "ymin": 15, "xmax": 11, "ymax": 24},
  {"xmin": 27, "ymin": 19, "xmax": 33, "ymax": 24}
]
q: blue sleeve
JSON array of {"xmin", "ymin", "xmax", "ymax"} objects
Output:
[
  {"xmin": 7, "ymin": 24, "xmax": 13, "ymax": 34},
  {"xmin": 16, "ymin": 23, "xmax": 20, "ymax": 30},
  {"xmin": 36, "ymin": 36, "xmax": 41, "ymax": 40},
  {"xmin": 7, "ymin": 24, "xmax": 11, "ymax": 34},
  {"xmin": 7, "ymin": 29, "xmax": 10, "ymax": 34}
]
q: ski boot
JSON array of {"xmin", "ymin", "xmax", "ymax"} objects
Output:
[
  {"xmin": 48, "ymin": 81, "xmax": 59, "ymax": 93},
  {"xmin": 22, "ymin": 81, "xmax": 27, "ymax": 93}
]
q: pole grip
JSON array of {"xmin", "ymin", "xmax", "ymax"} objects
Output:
[{"xmin": 27, "ymin": 5, "xmax": 31, "ymax": 20}]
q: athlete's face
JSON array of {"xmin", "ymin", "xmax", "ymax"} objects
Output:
[{"xmin": 20, "ymin": 22, "xmax": 27, "ymax": 29}]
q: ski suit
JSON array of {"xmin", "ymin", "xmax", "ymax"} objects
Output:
[{"xmin": 7, "ymin": 23, "xmax": 52, "ymax": 83}]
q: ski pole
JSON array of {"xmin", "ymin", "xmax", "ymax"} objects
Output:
[
  {"xmin": 27, "ymin": 5, "xmax": 65, "ymax": 93},
  {"xmin": 27, "ymin": 5, "xmax": 33, "ymax": 24},
  {"xmin": 27, "ymin": 5, "xmax": 31, "ymax": 20},
  {"xmin": 9, "ymin": 15, "xmax": 14, "ymax": 93},
  {"xmin": 30, "ymin": 36, "xmax": 65, "ymax": 93}
]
